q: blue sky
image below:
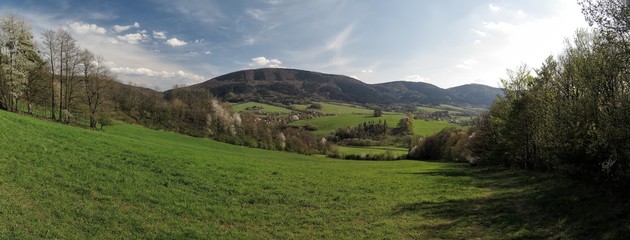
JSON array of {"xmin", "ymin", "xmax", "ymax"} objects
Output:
[{"xmin": 2, "ymin": 0, "xmax": 588, "ymax": 90}]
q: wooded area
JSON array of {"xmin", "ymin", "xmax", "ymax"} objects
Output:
[{"xmin": 408, "ymin": 0, "xmax": 630, "ymax": 187}]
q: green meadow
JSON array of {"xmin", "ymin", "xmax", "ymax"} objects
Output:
[
  {"xmin": 335, "ymin": 145, "xmax": 408, "ymax": 156},
  {"xmin": 231, "ymin": 102, "xmax": 295, "ymax": 114},
  {"xmin": 292, "ymin": 113, "xmax": 461, "ymax": 137},
  {"xmin": 1, "ymin": 110, "xmax": 627, "ymax": 239},
  {"xmin": 292, "ymin": 102, "xmax": 374, "ymax": 115}
]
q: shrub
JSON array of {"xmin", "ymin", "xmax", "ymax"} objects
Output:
[
  {"xmin": 307, "ymin": 103, "xmax": 322, "ymax": 110},
  {"xmin": 408, "ymin": 128, "xmax": 472, "ymax": 162}
]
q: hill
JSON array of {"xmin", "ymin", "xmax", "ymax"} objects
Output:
[
  {"xmin": 184, "ymin": 68, "xmax": 502, "ymax": 107},
  {"xmin": 1, "ymin": 110, "xmax": 627, "ymax": 238},
  {"xmin": 446, "ymin": 83, "xmax": 504, "ymax": 106},
  {"xmin": 187, "ymin": 68, "xmax": 384, "ymax": 104}
]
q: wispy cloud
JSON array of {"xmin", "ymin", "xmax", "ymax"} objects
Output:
[
  {"xmin": 245, "ymin": 8, "xmax": 266, "ymax": 21},
  {"xmin": 110, "ymin": 66, "xmax": 205, "ymax": 82},
  {"xmin": 326, "ymin": 24, "xmax": 354, "ymax": 51}
]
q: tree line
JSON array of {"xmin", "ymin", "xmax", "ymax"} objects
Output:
[
  {"xmin": 0, "ymin": 14, "xmax": 112, "ymax": 128},
  {"xmin": 409, "ymin": 0, "xmax": 630, "ymax": 186}
]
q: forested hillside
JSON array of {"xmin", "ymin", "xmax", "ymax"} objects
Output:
[{"xmin": 185, "ymin": 68, "xmax": 502, "ymax": 107}]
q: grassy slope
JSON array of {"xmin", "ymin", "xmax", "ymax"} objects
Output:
[
  {"xmin": 293, "ymin": 102, "xmax": 373, "ymax": 115},
  {"xmin": 293, "ymin": 114, "xmax": 461, "ymax": 137},
  {"xmin": 1, "ymin": 111, "xmax": 628, "ymax": 239},
  {"xmin": 231, "ymin": 102, "xmax": 294, "ymax": 114},
  {"xmin": 336, "ymin": 146, "xmax": 408, "ymax": 156},
  {"xmin": 292, "ymin": 114, "xmax": 405, "ymax": 136}
]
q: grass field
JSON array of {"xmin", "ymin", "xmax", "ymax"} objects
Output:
[
  {"xmin": 231, "ymin": 102, "xmax": 295, "ymax": 114},
  {"xmin": 292, "ymin": 113, "xmax": 462, "ymax": 136},
  {"xmin": 414, "ymin": 119, "xmax": 465, "ymax": 136},
  {"xmin": 336, "ymin": 145, "xmax": 408, "ymax": 156},
  {"xmin": 292, "ymin": 102, "xmax": 373, "ymax": 115},
  {"xmin": 291, "ymin": 114, "xmax": 406, "ymax": 136},
  {"xmin": 1, "ymin": 110, "xmax": 628, "ymax": 239}
]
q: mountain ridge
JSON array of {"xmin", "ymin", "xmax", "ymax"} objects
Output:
[{"xmin": 182, "ymin": 68, "xmax": 503, "ymax": 107}]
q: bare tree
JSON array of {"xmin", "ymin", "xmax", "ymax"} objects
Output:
[
  {"xmin": 56, "ymin": 29, "xmax": 77, "ymax": 121},
  {"xmin": 80, "ymin": 49, "xmax": 109, "ymax": 128},
  {"xmin": 41, "ymin": 29, "xmax": 57, "ymax": 119}
]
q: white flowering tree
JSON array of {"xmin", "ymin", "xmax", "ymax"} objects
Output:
[{"xmin": 0, "ymin": 13, "xmax": 37, "ymax": 111}]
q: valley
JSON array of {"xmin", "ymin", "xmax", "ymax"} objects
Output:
[{"xmin": 1, "ymin": 110, "xmax": 624, "ymax": 239}]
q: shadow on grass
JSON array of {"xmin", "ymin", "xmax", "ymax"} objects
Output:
[{"xmin": 394, "ymin": 166, "xmax": 630, "ymax": 239}]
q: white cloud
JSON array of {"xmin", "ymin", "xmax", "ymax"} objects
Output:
[
  {"xmin": 473, "ymin": 29, "xmax": 488, "ymax": 37},
  {"xmin": 193, "ymin": 39, "xmax": 204, "ymax": 43},
  {"xmin": 152, "ymin": 31, "xmax": 166, "ymax": 39},
  {"xmin": 489, "ymin": 4, "xmax": 500, "ymax": 12},
  {"xmin": 403, "ymin": 75, "xmax": 429, "ymax": 82},
  {"xmin": 204, "ymin": 51, "xmax": 212, "ymax": 54},
  {"xmin": 361, "ymin": 69, "xmax": 373, "ymax": 73},
  {"xmin": 110, "ymin": 66, "xmax": 206, "ymax": 82},
  {"xmin": 113, "ymin": 22, "xmax": 140, "ymax": 32},
  {"xmin": 249, "ymin": 56, "xmax": 282, "ymax": 68},
  {"xmin": 457, "ymin": 59, "xmax": 478, "ymax": 70},
  {"xmin": 68, "ymin": 21, "xmax": 106, "ymax": 35},
  {"xmin": 516, "ymin": 9, "xmax": 527, "ymax": 17},
  {"xmin": 117, "ymin": 33, "xmax": 147, "ymax": 44},
  {"xmin": 166, "ymin": 38, "xmax": 188, "ymax": 47}
]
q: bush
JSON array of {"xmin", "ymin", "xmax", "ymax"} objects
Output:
[
  {"xmin": 307, "ymin": 103, "xmax": 322, "ymax": 110},
  {"xmin": 98, "ymin": 114, "xmax": 113, "ymax": 130},
  {"xmin": 408, "ymin": 128, "xmax": 472, "ymax": 162},
  {"xmin": 373, "ymin": 109, "xmax": 383, "ymax": 117},
  {"xmin": 328, "ymin": 151, "xmax": 405, "ymax": 161}
]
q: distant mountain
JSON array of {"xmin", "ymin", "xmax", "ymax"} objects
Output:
[
  {"xmin": 184, "ymin": 68, "xmax": 502, "ymax": 107},
  {"xmin": 446, "ymin": 84, "xmax": 504, "ymax": 107},
  {"xmin": 373, "ymin": 81, "xmax": 454, "ymax": 105}
]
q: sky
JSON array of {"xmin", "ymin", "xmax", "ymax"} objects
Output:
[{"xmin": 2, "ymin": 0, "xmax": 589, "ymax": 90}]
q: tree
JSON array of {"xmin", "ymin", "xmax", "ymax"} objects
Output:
[
  {"xmin": 81, "ymin": 50, "xmax": 110, "ymax": 128},
  {"xmin": 373, "ymin": 109, "xmax": 383, "ymax": 117},
  {"xmin": 23, "ymin": 59, "xmax": 49, "ymax": 114},
  {"xmin": 394, "ymin": 113, "xmax": 414, "ymax": 135},
  {"xmin": 41, "ymin": 29, "xmax": 57, "ymax": 119},
  {"xmin": 0, "ymin": 13, "xmax": 37, "ymax": 111},
  {"xmin": 57, "ymin": 29, "xmax": 79, "ymax": 121}
]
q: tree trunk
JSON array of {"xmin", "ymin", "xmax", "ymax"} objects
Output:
[{"xmin": 90, "ymin": 112, "xmax": 96, "ymax": 128}]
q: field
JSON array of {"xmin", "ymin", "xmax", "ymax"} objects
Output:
[
  {"xmin": 292, "ymin": 102, "xmax": 374, "ymax": 115},
  {"xmin": 1, "ymin": 110, "xmax": 628, "ymax": 239},
  {"xmin": 292, "ymin": 113, "xmax": 461, "ymax": 137},
  {"xmin": 231, "ymin": 102, "xmax": 295, "ymax": 114},
  {"xmin": 336, "ymin": 146, "xmax": 408, "ymax": 156}
]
